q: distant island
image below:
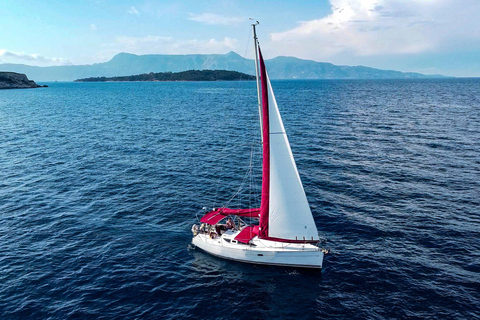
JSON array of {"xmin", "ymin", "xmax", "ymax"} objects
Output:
[
  {"xmin": 75, "ymin": 70, "xmax": 255, "ymax": 82},
  {"xmin": 0, "ymin": 72, "xmax": 47, "ymax": 89}
]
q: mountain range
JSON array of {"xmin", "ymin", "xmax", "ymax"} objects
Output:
[{"xmin": 0, "ymin": 51, "xmax": 445, "ymax": 81}]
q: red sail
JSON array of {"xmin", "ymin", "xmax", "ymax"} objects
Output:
[{"xmin": 258, "ymin": 46, "xmax": 270, "ymax": 239}]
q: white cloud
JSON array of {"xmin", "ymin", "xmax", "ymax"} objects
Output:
[
  {"xmin": 104, "ymin": 35, "xmax": 238, "ymax": 55},
  {"xmin": 90, "ymin": 24, "xmax": 97, "ymax": 31},
  {"xmin": 268, "ymin": 0, "xmax": 480, "ymax": 62},
  {"xmin": 127, "ymin": 6, "xmax": 139, "ymax": 15},
  {"xmin": 188, "ymin": 13, "xmax": 245, "ymax": 26},
  {"xmin": 0, "ymin": 49, "xmax": 72, "ymax": 66}
]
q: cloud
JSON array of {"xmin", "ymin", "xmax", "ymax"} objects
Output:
[
  {"xmin": 90, "ymin": 24, "xmax": 97, "ymax": 31},
  {"xmin": 127, "ymin": 6, "xmax": 139, "ymax": 15},
  {"xmin": 268, "ymin": 0, "xmax": 480, "ymax": 62},
  {"xmin": 104, "ymin": 35, "xmax": 238, "ymax": 55},
  {"xmin": 0, "ymin": 49, "xmax": 72, "ymax": 66},
  {"xmin": 188, "ymin": 13, "xmax": 245, "ymax": 26}
]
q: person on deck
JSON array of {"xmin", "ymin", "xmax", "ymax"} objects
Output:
[
  {"xmin": 215, "ymin": 217, "xmax": 235, "ymax": 235},
  {"xmin": 226, "ymin": 218, "xmax": 235, "ymax": 230},
  {"xmin": 216, "ymin": 224, "xmax": 226, "ymax": 235}
]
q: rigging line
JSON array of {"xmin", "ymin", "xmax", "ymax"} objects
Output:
[
  {"xmin": 248, "ymin": 136, "xmax": 259, "ymax": 209},
  {"xmin": 209, "ymin": 26, "xmax": 260, "ymax": 209},
  {"xmin": 224, "ymin": 130, "xmax": 259, "ymax": 208},
  {"xmin": 246, "ymin": 136, "xmax": 255, "ymax": 209},
  {"xmin": 210, "ymin": 118, "xmax": 254, "ymax": 208},
  {"xmin": 210, "ymin": 154, "xmax": 242, "ymax": 209},
  {"xmin": 248, "ymin": 132, "xmax": 261, "ymax": 208},
  {"xmin": 224, "ymin": 155, "xmax": 254, "ymax": 207},
  {"xmin": 211, "ymin": 129, "xmax": 233, "ymax": 209},
  {"xmin": 244, "ymin": 131, "xmax": 260, "ymax": 198},
  {"xmin": 242, "ymin": 28, "xmax": 253, "ymax": 74}
]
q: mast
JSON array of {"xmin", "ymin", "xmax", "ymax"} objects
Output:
[
  {"xmin": 253, "ymin": 24, "xmax": 319, "ymax": 242},
  {"xmin": 251, "ymin": 21, "xmax": 263, "ymax": 142}
]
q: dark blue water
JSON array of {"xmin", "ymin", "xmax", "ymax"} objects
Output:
[{"xmin": 1, "ymin": 79, "xmax": 479, "ymax": 319}]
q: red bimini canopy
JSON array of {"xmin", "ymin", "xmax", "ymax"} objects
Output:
[
  {"xmin": 200, "ymin": 211, "xmax": 225, "ymax": 225},
  {"xmin": 218, "ymin": 208, "xmax": 260, "ymax": 218},
  {"xmin": 199, "ymin": 207, "xmax": 260, "ymax": 225},
  {"xmin": 234, "ymin": 226, "xmax": 258, "ymax": 244}
]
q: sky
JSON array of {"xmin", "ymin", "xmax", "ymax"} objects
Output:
[{"xmin": 1, "ymin": 0, "xmax": 480, "ymax": 77}]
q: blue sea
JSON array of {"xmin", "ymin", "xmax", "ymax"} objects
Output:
[{"xmin": 1, "ymin": 79, "xmax": 479, "ymax": 319}]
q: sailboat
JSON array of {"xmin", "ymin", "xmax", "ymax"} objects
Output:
[{"xmin": 191, "ymin": 23, "xmax": 324, "ymax": 269}]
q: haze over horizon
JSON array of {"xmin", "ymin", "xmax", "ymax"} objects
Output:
[{"xmin": 1, "ymin": 0, "xmax": 480, "ymax": 77}]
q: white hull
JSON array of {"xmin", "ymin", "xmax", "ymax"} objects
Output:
[{"xmin": 192, "ymin": 230, "xmax": 323, "ymax": 269}]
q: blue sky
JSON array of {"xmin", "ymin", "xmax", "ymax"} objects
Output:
[{"xmin": 1, "ymin": 0, "xmax": 479, "ymax": 76}]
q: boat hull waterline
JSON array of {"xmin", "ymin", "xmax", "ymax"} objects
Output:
[{"xmin": 192, "ymin": 230, "xmax": 324, "ymax": 269}]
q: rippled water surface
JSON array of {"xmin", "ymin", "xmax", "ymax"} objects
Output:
[{"xmin": 1, "ymin": 79, "xmax": 479, "ymax": 319}]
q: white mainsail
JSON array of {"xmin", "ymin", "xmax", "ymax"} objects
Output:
[{"xmin": 264, "ymin": 71, "xmax": 319, "ymax": 241}]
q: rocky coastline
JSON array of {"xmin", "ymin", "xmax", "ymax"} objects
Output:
[{"xmin": 0, "ymin": 72, "xmax": 47, "ymax": 89}]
